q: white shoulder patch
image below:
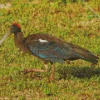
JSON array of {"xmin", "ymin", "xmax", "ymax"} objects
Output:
[{"xmin": 39, "ymin": 39, "xmax": 48, "ymax": 43}]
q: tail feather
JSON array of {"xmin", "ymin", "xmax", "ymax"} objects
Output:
[{"xmin": 67, "ymin": 43, "xmax": 99, "ymax": 65}]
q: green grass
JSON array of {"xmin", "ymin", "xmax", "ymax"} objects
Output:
[{"xmin": 0, "ymin": 0, "xmax": 100, "ymax": 99}]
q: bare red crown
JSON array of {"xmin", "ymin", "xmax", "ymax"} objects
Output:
[{"xmin": 13, "ymin": 23, "xmax": 21, "ymax": 29}]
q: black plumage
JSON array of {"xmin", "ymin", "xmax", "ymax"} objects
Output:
[{"xmin": 23, "ymin": 33, "xmax": 98, "ymax": 65}]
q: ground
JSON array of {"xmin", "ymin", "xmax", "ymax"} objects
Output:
[{"xmin": 0, "ymin": 0, "xmax": 100, "ymax": 100}]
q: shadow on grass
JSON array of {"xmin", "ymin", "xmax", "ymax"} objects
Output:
[{"xmin": 57, "ymin": 66, "xmax": 100, "ymax": 79}]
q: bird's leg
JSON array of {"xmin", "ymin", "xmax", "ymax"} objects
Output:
[
  {"xmin": 49, "ymin": 64, "xmax": 55, "ymax": 82},
  {"xmin": 24, "ymin": 64, "xmax": 48, "ymax": 74},
  {"xmin": 66, "ymin": 60, "xmax": 71, "ymax": 64}
]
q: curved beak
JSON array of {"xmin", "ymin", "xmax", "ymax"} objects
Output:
[{"xmin": 0, "ymin": 31, "xmax": 11, "ymax": 45}]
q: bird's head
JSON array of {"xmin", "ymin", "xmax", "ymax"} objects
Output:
[
  {"xmin": 10, "ymin": 23, "xmax": 21, "ymax": 34},
  {"xmin": 0, "ymin": 23, "xmax": 21, "ymax": 45}
]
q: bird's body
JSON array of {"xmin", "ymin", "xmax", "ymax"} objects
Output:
[
  {"xmin": 0, "ymin": 23, "xmax": 98, "ymax": 81},
  {"xmin": 14, "ymin": 32, "xmax": 98, "ymax": 65}
]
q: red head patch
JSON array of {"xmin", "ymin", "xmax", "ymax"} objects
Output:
[{"xmin": 13, "ymin": 23, "xmax": 21, "ymax": 29}]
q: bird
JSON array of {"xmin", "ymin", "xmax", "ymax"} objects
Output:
[{"xmin": 0, "ymin": 23, "xmax": 98, "ymax": 81}]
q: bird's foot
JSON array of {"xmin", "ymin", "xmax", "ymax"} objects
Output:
[
  {"xmin": 66, "ymin": 60, "xmax": 71, "ymax": 64},
  {"xmin": 23, "ymin": 68, "xmax": 47, "ymax": 74},
  {"xmin": 23, "ymin": 64, "xmax": 48, "ymax": 74},
  {"xmin": 48, "ymin": 65, "xmax": 55, "ymax": 82},
  {"xmin": 23, "ymin": 69, "xmax": 30, "ymax": 74},
  {"xmin": 49, "ymin": 75, "xmax": 54, "ymax": 82}
]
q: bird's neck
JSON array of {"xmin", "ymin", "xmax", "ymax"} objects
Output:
[{"xmin": 14, "ymin": 32, "xmax": 25, "ymax": 52}]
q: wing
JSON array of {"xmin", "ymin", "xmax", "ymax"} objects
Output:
[
  {"xmin": 27, "ymin": 40, "xmax": 75, "ymax": 63},
  {"xmin": 24, "ymin": 34, "xmax": 98, "ymax": 64}
]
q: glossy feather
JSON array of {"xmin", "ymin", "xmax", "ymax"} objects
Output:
[{"xmin": 22, "ymin": 34, "xmax": 98, "ymax": 64}]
